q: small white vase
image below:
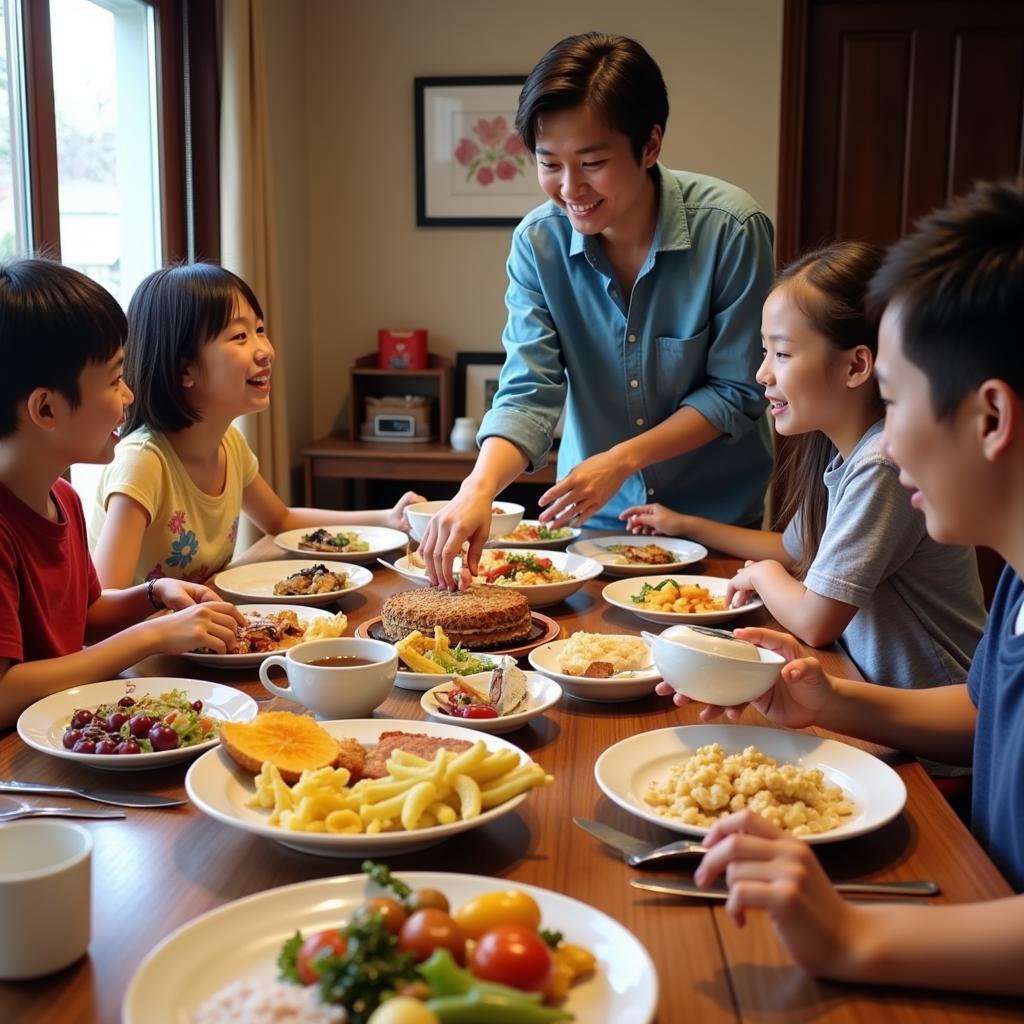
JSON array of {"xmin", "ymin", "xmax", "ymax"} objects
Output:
[{"xmin": 449, "ymin": 417, "xmax": 478, "ymax": 451}]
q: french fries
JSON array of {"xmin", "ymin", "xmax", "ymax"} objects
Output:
[
  {"xmin": 394, "ymin": 627, "xmax": 451, "ymax": 675},
  {"xmin": 248, "ymin": 739, "xmax": 552, "ymax": 834}
]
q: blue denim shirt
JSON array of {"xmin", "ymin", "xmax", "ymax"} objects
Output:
[{"xmin": 479, "ymin": 165, "xmax": 774, "ymax": 528}]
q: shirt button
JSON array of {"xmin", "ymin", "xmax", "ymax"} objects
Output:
[
  {"xmin": 629, "ymin": 379, "xmax": 639, "ymax": 389},
  {"xmin": 635, "ymin": 418, "xmax": 645, "ymax": 427},
  {"xmin": 647, "ymin": 487, "xmax": 655, "ymax": 496},
  {"xmin": 627, "ymin": 333, "xmax": 637, "ymax": 343}
]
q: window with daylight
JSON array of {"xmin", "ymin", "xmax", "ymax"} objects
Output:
[{"xmin": 0, "ymin": 0, "xmax": 31, "ymax": 259}]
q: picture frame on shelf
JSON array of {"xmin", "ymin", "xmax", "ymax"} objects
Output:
[{"xmin": 415, "ymin": 76, "xmax": 536, "ymax": 227}]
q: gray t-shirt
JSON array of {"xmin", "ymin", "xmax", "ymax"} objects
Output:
[{"xmin": 783, "ymin": 421, "xmax": 985, "ymax": 687}]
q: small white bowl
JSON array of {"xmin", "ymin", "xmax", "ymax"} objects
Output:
[
  {"xmin": 642, "ymin": 625, "xmax": 783, "ymax": 706},
  {"xmin": 406, "ymin": 500, "xmax": 524, "ymax": 542},
  {"xmin": 420, "ymin": 672, "xmax": 561, "ymax": 734}
]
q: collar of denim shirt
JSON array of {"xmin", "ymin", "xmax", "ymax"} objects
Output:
[{"xmin": 568, "ymin": 163, "xmax": 692, "ymax": 264}]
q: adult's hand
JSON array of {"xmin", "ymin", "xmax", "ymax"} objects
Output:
[
  {"xmin": 419, "ymin": 485, "xmax": 493, "ymax": 590},
  {"xmin": 537, "ymin": 449, "xmax": 630, "ymax": 528}
]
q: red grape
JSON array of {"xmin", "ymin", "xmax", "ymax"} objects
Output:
[
  {"xmin": 72, "ymin": 738, "xmax": 96, "ymax": 754},
  {"xmin": 117, "ymin": 697, "xmax": 136, "ymax": 708},
  {"xmin": 107, "ymin": 712, "xmax": 129, "ymax": 732},
  {"xmin": 70, "ymin": 709, "xmax": 94, "ymax": 729},
  {"xmin": 129, "ymin": 714, "xmax": 155, "ymax": 738},
  {"xmin": 115, "ymin": 738, "xmax": 141, "ymax": 755},
  {"xmin": 148, "ymin": 723, "xmax": 180, "ymax": 751},
  {"xmin": 62, "ymin": 729, "xmax": 82, "ymax": 749},
  {"xmin": 95, "ymin": 739, "xmax": 119, "ymax": 755}
]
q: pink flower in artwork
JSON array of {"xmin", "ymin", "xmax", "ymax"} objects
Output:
[
  {"xmin": 474, "ymin": 116, "xmax": 507, "ymax": 147},
  {"xmin": 167, "ymin": 510, "xmax": 186, "ymax": 534},
  {"xmin": 454, "ymin": 137, "xmax": 479, "ymax": 166},
  {"xmin": 476, "ymin": 166, "xmax": 495, "ymax": 186},
  {"xmin": 495, "ymin": 159, "xmax": 517, "ymax": 181},
  {"xmin": 505, "ymin": 134, "xmax": 526, "ymax": 156}
]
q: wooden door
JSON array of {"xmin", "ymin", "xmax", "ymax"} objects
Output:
[{"xmin": 777, "ymin": 0, "xmax": 1024, "ymax": 264}]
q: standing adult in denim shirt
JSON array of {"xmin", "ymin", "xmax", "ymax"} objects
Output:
[{"xmin": 422, "ymin": 32, "xmax": 774, "ymax": 588}]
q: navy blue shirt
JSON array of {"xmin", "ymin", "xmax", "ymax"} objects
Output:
[
  {"xmin": 479, "ymin": 165, "xmax": 774, "ymax": 528},
  {"xmin": 967, "ymin": 566, "xmax": 1024, "ymax": 890}
]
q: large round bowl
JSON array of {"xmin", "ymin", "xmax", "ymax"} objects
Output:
[{"xmin": 406, "ymin": 500, "xmax": 524, "ymax": 542}]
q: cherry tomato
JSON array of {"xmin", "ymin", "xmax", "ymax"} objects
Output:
[
  {"xmin": 454, "ymin": 890, "xmax": 542, "ymax": 939},
  {"xmin": 471, "ymin": 924, "xmax": 552, "ymax": 992},
  {"xmin": 452, "ymin": 705, "xmax": 498, "ymax": 720},
  {"xmin": 410, "ymin": 887, "xmax": 450, "ymax": 914},
  {"xmin": 398, "ymin": 908, "xmax": 465, "ymax": 964},
  {"xmin": 357, "ymin": 896, "xmax": 408, "ymax": 935},
  {"xmin": 296, "ymin": 929, "xmax": 347, "ymax": 985}
]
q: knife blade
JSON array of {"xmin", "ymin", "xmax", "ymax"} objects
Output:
[
  {"xmin": 632, "ymin": 878, "xmax": 939, "ymax": 899},
  {"xmin": 574, "ymin": 817, "xmax": 706, "ymax": 859},
  {"xmin": 0, "ymin": 780, "xmax": 187, "ymax": 808}
]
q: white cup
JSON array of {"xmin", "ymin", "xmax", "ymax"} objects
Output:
[
  {"xmin": 0, "ymin": 820, "xmax": 92, "ymax": 979},
  {"xmin": 259, "ymin": 637, "xmax": 398, "ymax": 719}
]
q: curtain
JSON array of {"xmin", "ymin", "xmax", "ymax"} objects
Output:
[{"xmin": 219, "ymin": 0, "xmax": 290, "ymax": 549}]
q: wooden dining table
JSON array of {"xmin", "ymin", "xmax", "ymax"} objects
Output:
[{"xmin": 1, "ymin": 534, "xmax": 1018, "ymax": 1024}]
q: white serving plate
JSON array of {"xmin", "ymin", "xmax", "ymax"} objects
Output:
[
  {"xmin": 273, "ymin": 525, "xmax": 408, "ymax": 563},
  {"xmin": 528, "ymin": 637, "xmax": 661, "ymax": 702},
  {"xmin": 420, "ymin": 672, "xmax": 562, "ymax": 734},
  {"xmin": 487, "ymin": 519, "xmax": 582, "ymax": 548},
  {"xmin": 179, "ymin": 604, "xmax": 339, "ymax": 668},
  {"xmin": 602, "ymin": 574, "xmax": 762, "ymax": 625},
  {"xmin": 381, "ymin": 549, "xmax": 602, "ymax": 608},
  {"xmin": 568, "ymin": 535, "xmax": 709, "ymax": 576},
  {"xmin": 17, "ymin": 679, "xmax": 258, "ymax": 771},
  {"xmin": 212, "ymin": 560, "xmax": 372, "ymax": 606},
  {"xmin": 122, "ymin": 871, "xmax": 657, "ymax": 1024},
  {"xmin": 185, "ymin": 718, "xmax": 538, "ymax": 857},
  {"xmin": 595, "ymin": 723, "xmax": 907, "ymax": 845},
  {"xmin": 394, "ymin": 650, "xmax": 501, "ymax": 692}
]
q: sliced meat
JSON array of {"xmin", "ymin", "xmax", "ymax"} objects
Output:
[
  {"xmin": 582, "ymin": 661, "xmax": 615, "ymax": 678},
  {"xmin": 362, "ymin": 731, "xmax": 474, "ymax": 780}
]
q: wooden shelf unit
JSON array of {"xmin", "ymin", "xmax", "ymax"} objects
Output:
[{"xmin": 348, "ymin": 352, "xmax": 454, "ymax": 443}]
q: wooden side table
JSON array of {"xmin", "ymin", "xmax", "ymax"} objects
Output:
[{"xmin": 301, "ymin": 435, "xmax": 557, "ymax": 506}]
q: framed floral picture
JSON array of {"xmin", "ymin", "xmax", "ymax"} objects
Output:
[{"xmin": 415, "ymin": 76, "xmax": 538, "ymax": 226}]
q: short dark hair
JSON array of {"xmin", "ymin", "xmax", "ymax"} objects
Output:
[
  {"xmin": 0, "ymin": 258, "xmax": 126, "ymax": 438},
  {"xmin": 867, "ymin": 177, "xmax": 1024, "ymax": 419},
  {"xmin": 515, "ymin": 32, "xmax": 669, "ymax": 162},
  {"xmin": 122, "ymin": 263, "xmax": 264, "ymax": 435}
]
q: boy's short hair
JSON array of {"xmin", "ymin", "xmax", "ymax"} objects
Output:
[
  {"xmin": 0, "ymin": 258, "xmax": 126, "ymax": 439},
  {"xmin": 515, "ymin": 32, "xmax": 669, "ymax": 162},
  {"xmin": 122, "ymin": 263, "xmax": 264, "ymax": 435},
  {"xmin": 867, "ymin": 178, "xmax": 1024, "ymax": 418}
]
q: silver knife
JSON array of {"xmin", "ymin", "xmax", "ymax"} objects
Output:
[
  {"xmin": 574, "ymin": 817, "xmax": 707, "ymax": 860},
  {"xmin": 632, "ymin": 878, "xmax": 939, "ymax": 899},
  {"xmin": 0, "ymin": 780, "xmax": 187, "ymax": 808}
]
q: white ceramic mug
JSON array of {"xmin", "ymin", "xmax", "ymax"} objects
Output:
[
  {"xmin": 258, "ymin": 637, "xmax": 398, "ymax": 719},
  {"xmin": 0, "ymin": 820, "xmax": 92, "ymax": 979}
]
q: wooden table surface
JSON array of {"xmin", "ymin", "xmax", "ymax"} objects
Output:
[{"xmin": 1, "ymin": 536, "xmax": 1017, "ymax": 1024}]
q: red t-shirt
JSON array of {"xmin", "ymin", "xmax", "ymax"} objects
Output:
[{"xmin": 0, "ymin": 478, "xmax": 102, "ymax": 664}]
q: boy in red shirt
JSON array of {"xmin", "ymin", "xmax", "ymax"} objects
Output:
[{"xmin": 0, "ymin": 259, "xmax": 244, "ymax": 727}]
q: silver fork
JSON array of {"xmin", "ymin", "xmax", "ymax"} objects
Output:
[{"xmin": 0, "ymin": 804, "xmax": 125, "ymax": 822}]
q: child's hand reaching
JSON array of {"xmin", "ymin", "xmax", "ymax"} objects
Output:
[
  {"xmin": 390, "ymin": 490, "xmax": 426, "ymax": 532},
  {"xmin": 656, "ymin": 626, "xmax": 833, "ymax": 728},
  {"xmin": 694, "ymin": 810, "xmax": 862, "ymax": 976},
  {"xmin": 619, "ymin": 502, "xmax": 687, "ymax": 536},
  {"xmin": 726, "ymin": 559, "xmax": 759, "ymax": 608},
  {"xmin": 152, "ymin": 578, "xmax": 245, "ymax": 620},
  {"xmin": 144, "ymin": 602, "xmax": 243, "ymax": 656}
]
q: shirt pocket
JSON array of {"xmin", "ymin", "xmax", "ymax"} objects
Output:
[{"xmin": 653, "ymin": 325, "xmax": 711, "ymax": 388}]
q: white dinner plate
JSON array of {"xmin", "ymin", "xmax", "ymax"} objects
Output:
[
  {"xmin": 381, "ymin": 549, "xmax": 602, "ymax": 608},
  {"xmin": 486, "ymin": 519, "xmax": 582, "ymax": 548},
  {"xmin": 17, "ymin": 679, "xmax": 258, "ymax": 772},
  {"xmin": 179, "ymin": 604, "xmax": 339, "ymax": 668},
  {"xmin": 273, "ymin": 525, "xmax": 408, "ymax": 563},
  {"xmin": 395, "ymin": 649, "xmax": 501, "ymax": 692},
  {"xmin": 568, "ymin": 535, "xmax": 709, "ymax": 576},
  {"xmin": 528, "ymin": 637, "xmax": 661, "ymax": 702},
  {"xmin": 185, "ymin": 718, "xmax": 539, "ymax": 857},
  {"xmin": 420, "ymin": 672, "xmax": 562, "ymax": 733},
  {"xmin": 212, "ymin": 560, "xmax": 373, "ymax": 606},
  {"xmin": 122, "ymin": 871, "xmax": 657, "ymax": 1024},
  {"xmin": 595, "ymin": 724, "xmax": 907, "ymax": 845},
  {"xmin": 602, "ymin": 574, "xmax": 763, "ymax": 625}
]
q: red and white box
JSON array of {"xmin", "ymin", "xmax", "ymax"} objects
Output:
[{"xmin": 377, "ymin": 329, "xmax": 428, "ymax": 370}]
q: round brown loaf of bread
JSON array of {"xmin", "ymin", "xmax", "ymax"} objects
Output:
[{"xmin": 381, "ymin": 584, "xmax": 532, "ymax": 647}]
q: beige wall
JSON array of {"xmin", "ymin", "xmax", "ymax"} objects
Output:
[{"xmin": 265, "ymin": 0, "xmax": 783, "ymax": 471}]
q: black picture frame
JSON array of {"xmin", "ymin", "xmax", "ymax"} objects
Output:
[
  {"xmin": 455, "ymin": 351, "xmax": 505, "ymax": 420},
  {"xmin": 414, "ymin": 75, "xmax": 534, "ymax": 227}
]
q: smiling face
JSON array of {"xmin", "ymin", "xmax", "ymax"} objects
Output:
[
  {"xmin": 61, "ymin": 349, "xmax": 134, "ymax": 464},
  {"xmin": 183, "ymin": 294, "xmax": 273, "ymax": 421},
  {"xmin": 757, "ymin": 285, "xmax": 857, "ymax": 439},
  {"xmin": 533, "ymin": 103, "xmax": 660, "ymax": 240}
]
